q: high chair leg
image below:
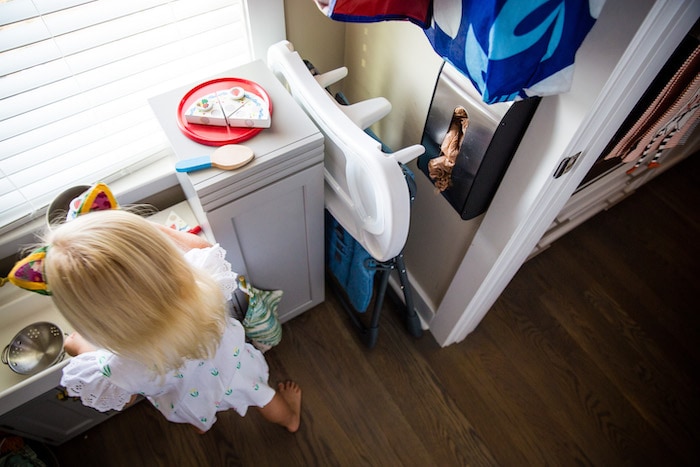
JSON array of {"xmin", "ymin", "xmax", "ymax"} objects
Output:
[{"xmin": 330, "ymin": 249, "xmax": 421, "ymax": 349}]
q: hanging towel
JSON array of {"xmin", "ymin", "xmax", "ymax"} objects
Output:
[
  {"xmin": 313, "ymin": 0, "xmax": 432, "ymax": 27},
  {"xmin": 326, "ymin": 211, "xmax": 376, "ymax": 313},
  {"xmin": 241, "ymin": 283, "xmax": 283, "ymax": 353},
  {"xmin": 425, "ymin": 0, "xmax": 604, "ymax": 104}
]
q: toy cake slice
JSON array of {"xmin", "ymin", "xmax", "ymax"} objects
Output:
[
  {"xmin": 217, "ymin": 88, "xmax": 271, "ymax": 128},
  {"xmin": 184, "ymin": 86, "xmax": 271, "ymax": 129},
  {"xmin": 183, "ymin": 92, "xmax": 228, "ymax": 126}
]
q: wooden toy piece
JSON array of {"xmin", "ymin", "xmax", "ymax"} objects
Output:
[
  {"xmin": 175, "ymin": 144, "xmax": 254, "ymax": 173},
  {"xmin": 183, "ymin": 93, "xmax": 228, "ymax": 126},
  {"xmin": 219, "ymin": 89, "xmax": 271, "ymax": 129}
]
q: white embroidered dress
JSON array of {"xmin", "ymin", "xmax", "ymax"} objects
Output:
[{"xmin": 60, "ymin": 245, "xmax": 275, "ymax": 431}]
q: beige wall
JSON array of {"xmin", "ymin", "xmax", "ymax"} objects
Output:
[{"xmin": 283, "ymin": 0, "xmax": 346, "ymax": 79}]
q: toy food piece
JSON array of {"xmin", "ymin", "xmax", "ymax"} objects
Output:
[
  {"xmin": 165, "ymin": 211, "xmax": 190, "ymax": 231},
  {"xmin": 230, "ymin": 86, "xmax": 245, "ymax": 99},
  {"xmin": 184, "ymin": 87, "xmax": 271, "ymax": 129},
  {"xmin": 183, "ymin": 93, "xmax": 228, "ymax": 126},
  {"xmin": 218, "ymin": 88, "xmax": 271, "ymax": 129},
  {"xmin": 175, "ymin": 144, "xmax": 254, "ymax": 173}
]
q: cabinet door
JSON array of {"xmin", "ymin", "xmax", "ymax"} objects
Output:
[
  {"xmin": 0, "ymin": 387, "xmax": 115, "ymax": 445},
  {"xmin": 208, "ymin": 164, "xmax": 324, "ymax": 322}
]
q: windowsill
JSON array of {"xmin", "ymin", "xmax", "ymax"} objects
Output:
[
  {"xmin": 0, "ymin": 156, "xmax": 182, "ymax": 264},
  {"xmin": 106, "ymin": 154, "xmax": 181, "ymax": 208}
]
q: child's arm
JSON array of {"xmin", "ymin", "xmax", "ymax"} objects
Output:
[
  {"xmin": 152, "ymin": 222, "xmax": 212, "ymax": 251},
  {"xmin": 63, "ymin": 332, "xmax": 139, "ymax": 408}
]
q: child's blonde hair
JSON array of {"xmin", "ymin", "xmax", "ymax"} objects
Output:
[{"xmin": 44, "ymin": 210, "xmax": 226, "ymax": 374}]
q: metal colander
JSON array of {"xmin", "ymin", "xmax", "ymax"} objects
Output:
[{"xmin": 2, "ymin": 322, "xmax": 65, "ymax": 375}]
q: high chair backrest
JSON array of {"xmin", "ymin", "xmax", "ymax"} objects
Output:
[{"xmin": 267, "ymin": 41, "xmax": 424, "ymax": 262}]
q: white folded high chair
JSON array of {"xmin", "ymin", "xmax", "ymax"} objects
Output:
[{"xmin": 267, "ymin": 40, "xmax": 424, "ymax": 347}]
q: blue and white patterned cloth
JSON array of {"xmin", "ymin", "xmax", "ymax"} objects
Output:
[{"xmin": 426, "ymin": 0, "xmax": 605, "ymax": 103}]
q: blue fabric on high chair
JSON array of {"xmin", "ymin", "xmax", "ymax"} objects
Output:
[{"xmin": 325, "ymin": 211, "xmax": 375, "ymax": 313}]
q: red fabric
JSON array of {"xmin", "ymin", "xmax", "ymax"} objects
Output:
[{"xmin": 327, "ymin": 0, "xmax": 432, "ymax": 28}]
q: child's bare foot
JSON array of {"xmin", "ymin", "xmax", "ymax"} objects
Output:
[
  {"xmin": 257, "ymin": 381, "xmax": 302, "ymax": 432},
  {"xmin": 278, "ymin": 381, "xmax": 302, "ymax": 433}
]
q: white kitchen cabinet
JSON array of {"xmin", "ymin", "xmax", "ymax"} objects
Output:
[
  {"xmin": 208, "ymin": 164, "xmax": 324, "ymax": 322},
  {"xmin": 0, "ymin": 387, "xmax": 116, "ymax": 446},
  {"xmin": 149, "ymin": 60, "xmax": 325, "ymax": 322}
]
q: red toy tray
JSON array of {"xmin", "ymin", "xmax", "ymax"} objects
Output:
[{"xmin": 177, "ymin": 77, "xmax": 272, "ymax": 146}]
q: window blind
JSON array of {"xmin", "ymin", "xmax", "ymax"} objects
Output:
[{"xmin": 0, "ymin": 0, "xmax": 252, "ymax": 231}]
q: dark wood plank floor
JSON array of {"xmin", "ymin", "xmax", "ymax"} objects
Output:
[{"xmin": 53, "ymin": 155, "xmax": 699, "ymax": 466}]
